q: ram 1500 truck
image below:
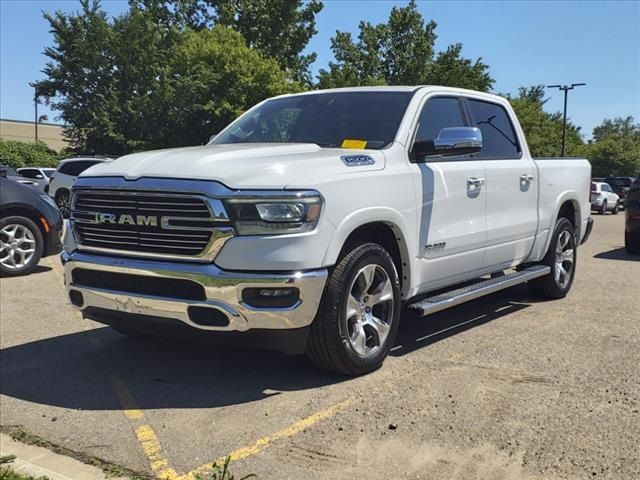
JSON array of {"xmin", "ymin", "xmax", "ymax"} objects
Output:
[{"xmin": 62, "ymin": 86, "xmax": 592, "ymax": 375}]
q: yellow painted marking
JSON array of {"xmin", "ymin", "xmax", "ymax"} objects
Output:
[
  {"xmin": 341, "ymin": 138, "xmax": 367, "ymax": 149},
  {"xmin": 183, "ymin": 397, "xmax": 354, "ymax": 480},
  {"xmin": 45, "ymin": 257, "xmax": 177, "ymax": 477},
  {"xmin": 47, "ymin": 258, "xmax": 353, "ymax": 479}
]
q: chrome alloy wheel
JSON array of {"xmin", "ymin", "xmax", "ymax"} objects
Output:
[
  {"xmin": 345, "ymin": 264, "xmax": 395, "ymax": 357},
  {"xmin": 554, "ymin": 230, "xmax": 575, "ymax": 289},
  {"xmin": 0, "ymin": 224, "xmax": 37, "ymax": 271}
]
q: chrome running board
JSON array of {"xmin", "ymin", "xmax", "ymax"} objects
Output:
[{"xmin": 408, "ymin": 265, "xmax": 550, "ymax": 317}]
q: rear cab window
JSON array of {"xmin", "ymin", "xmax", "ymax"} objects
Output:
[{"xmin": 466, "ymin": 99, "xmax": 521, "ymax": 159}]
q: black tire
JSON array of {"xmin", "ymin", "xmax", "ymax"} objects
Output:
[
  {"xmin": 0, "ymin": 216, "xmax": 44, "ymax": 277},
  {"xmin": 529, "ymin": 217, "xmax": 576, "ymax": 299},
  {"xmin": 55, "ymin": 189, "xmax": 71, "ymax": 219},
  {"xmin": 626, "ymin": 230, "xmax": 640, "ymax": 255},
  {"xmin": 612, "ymin": 201, "xmax": 620, "ymax": 215},
  {"xmin": 599, "ymin": 201, "xmax": 607, "ymax": 215},
  {"xmin": 306, "ymin": 242, "xmax": 401, "ymax": 376}
]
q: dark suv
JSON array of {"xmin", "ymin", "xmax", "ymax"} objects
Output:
[
  {"xmin": 605, "ymin": 176, "xmax": 636, "ymax": 209},
  {"xmin": 625, "ymin": 174, "xmax": 640, "ymax": 254}
]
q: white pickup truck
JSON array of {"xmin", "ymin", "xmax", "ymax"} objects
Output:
[{"xmin": 62, "ymin": 86, "xmax": 592, "ymax": 375}]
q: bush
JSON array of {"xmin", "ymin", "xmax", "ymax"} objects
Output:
[{"xmin": 0, "ymin": 140, "xmax": 62, "ymax": 169}]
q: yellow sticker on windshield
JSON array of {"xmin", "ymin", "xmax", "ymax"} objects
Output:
[{"xmin": 341, "ymin": 139, "xmax": 367, "ymax": 149}]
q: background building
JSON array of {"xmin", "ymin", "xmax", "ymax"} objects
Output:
[{"xmin": 0, "ymin": 118, "xmax": 68, "ymax": 151}]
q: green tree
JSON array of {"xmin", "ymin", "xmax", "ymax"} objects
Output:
[
  {"xmin": 507, "ymin": 86, "xmax": 584, "ymax": 157},
  {"xmin": 586, "ymin": 117, "xmax": 640, "ymax": 176},
  {"xmin": 132, "ymin": 0, "xmax": 323, "ymax": 84},
  {"xmin": 317, "ymin": 0, "xmax": 493, "ymax": 91},
  {"xmin": 38, "ymin": 0, "xmax": 297, "ymax": 155}
]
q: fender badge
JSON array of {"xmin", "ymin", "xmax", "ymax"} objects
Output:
[{"xmin": 341, "ymin": 154, "xmax": 375, "ymax": 167}]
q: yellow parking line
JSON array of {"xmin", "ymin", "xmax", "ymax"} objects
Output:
[
  {"xmin": 182, "ymin": 397, "xmax": 354, "ymax": 480},
  {"xmin": 45, "ymin": 257, "xmax": 178, "ymax": 479},
  {"xmin": 47, "ymin": 257, "xmax": 353, "ymax": 479}
]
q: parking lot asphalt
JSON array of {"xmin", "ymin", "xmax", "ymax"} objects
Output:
[{"xmin": 1, "ymin": 213, "xmax": 638, "ymax": 480}]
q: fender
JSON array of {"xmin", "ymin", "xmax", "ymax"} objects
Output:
[{"xmin": 322, "ymin": 206, "xmax": 416, "ymax": 297}]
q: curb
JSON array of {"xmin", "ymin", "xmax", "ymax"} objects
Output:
[{"xmin": 0, "ymin": 433, "xmax": 127, "ymax": 480}]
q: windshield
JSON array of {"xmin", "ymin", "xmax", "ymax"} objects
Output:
[
  {"xmin": 43, "ymin": 168, "xmax": 55, "ymax": 178},
  {"xmin": 213, "ymin": 91, "xmax": 414, "ymax": 150}
]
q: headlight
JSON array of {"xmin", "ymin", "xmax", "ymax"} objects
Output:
[{"xmin": 225, "ymin": 194, "xmax": 322, "ymax": 235}]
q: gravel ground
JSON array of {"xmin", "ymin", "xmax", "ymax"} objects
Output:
[{"xmin": 1, "ymin": 213, "xmax": 638, "ymax": 480}]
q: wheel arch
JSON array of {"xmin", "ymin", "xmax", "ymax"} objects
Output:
[{"xmin": 323, "ymin": 210, "xmax": 413, "ymax": 299}]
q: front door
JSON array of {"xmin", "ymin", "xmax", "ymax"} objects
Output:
[{"xmin": 410, "ymin": 95, "xmax": 487, "ymax": 292}]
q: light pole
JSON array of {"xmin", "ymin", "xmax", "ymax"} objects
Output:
[
  {"xmin": 546, "ymin": 83, "xmax": 586, "ymax": 157},
  {"xmin": 28, "ymin": 82, "xmax": 40, "ymax": 142}
]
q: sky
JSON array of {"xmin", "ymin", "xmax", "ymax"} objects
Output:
[{"xmin": 1, "ymin": 0, "xmax": 639, "ymax": 139}]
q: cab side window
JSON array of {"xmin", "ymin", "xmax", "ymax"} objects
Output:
[
  {"xmin": 415, "ymin": 97, "xmax": 466, "ymax": 143},
  {"xmin": 467, "ymin": 99, "xmax": 521, "ymax": 159}
]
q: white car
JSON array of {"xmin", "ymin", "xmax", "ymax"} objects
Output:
[
  {"xmin": 591, "ymin": 181, "xmax": 620, "ymax": 215},
  {"xmin": 17, "ymin": 167, "xmax": 56, "ymax": 194},
  {"xmin": 48, "ymin": 157, "xmax": 111, "ymax": 217},
  {"xmin": 62, "ymin": 86, "xmax": 592, "ymax": 375}
]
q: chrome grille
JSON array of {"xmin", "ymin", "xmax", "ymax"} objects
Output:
[{"xmin": 71, "ymin": 190, "xmax": 232, "ymax": 260}]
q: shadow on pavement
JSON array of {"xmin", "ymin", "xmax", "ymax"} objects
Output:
[
  {"xmin": 392, "ymin": 283, "xmax": 535, "ymax": 357},
  {"xmin": 1, "ymin": 285, "xmax": 539, "ymax": 411},
  {"xmin": 594, "ymin": 247, "xmax": 639, "ymax": 262}
]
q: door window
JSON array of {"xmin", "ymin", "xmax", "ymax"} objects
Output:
[
  {"xmin": 415, "ymin": 97, "xmax": 466, "ymax": 143},
  {"xmin": 20, "ymin": 169, "xmax": 39, "ymax": 178},
  {"xmin": 467, "ymin": 99, "xmax": 521, "ymax": 159}
]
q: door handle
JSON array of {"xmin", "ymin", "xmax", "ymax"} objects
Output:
[
  {"xmin": 520, "ymin": 174, "xmax": 534, "ymax": 183},
  {"xmin": 467, "ymin": 177, "xmax": 485, "ymax": 189}
]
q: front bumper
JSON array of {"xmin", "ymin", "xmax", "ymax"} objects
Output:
[{"xmin": 61, "ymin": 250, "xmax": 328, "ymax": 337}]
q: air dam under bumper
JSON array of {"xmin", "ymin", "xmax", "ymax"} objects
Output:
[{"xmin": 61, "ymin": 251, "xmax": 328, "ymax": 353}]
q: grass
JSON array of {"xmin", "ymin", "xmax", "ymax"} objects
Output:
[
  {"xmin": 0, "ymin": 455, "xmax": 48, "ymax": 480},
  {"xmin": 195, "ymin": 457, "xmax": 256, "ymax": 480},
  {"xmin": 1, "ymin": 426, "xmax": 150, "ymax": 480}
]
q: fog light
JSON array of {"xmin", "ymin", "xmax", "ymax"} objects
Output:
[
  {"xmin": 69, "ymin": 289, "xmax": 84, "ymax": 307},
  {"xmin": 242, "ymin": 287, "xmax": 300, "ymax": 308}
]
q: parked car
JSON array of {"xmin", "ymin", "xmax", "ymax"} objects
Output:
[
  {"xmin": 48, "ymin": 157, "xmax": 112, "ymax": 218},
  {"xmin": 17, "ymin": 167, "xmax": 56, "ymax": 194},
  {"xmin": 625, "ymin": 174, "xmax": 640, "ymax": 254},
  {"xmin": 604, "ymin": 176, "xmax": 636, "ymax": 209},
  {"xmin": 0, "ymin": 177, "xmax": 63, "ymax": 276},
  {"xmin": 591, "ymin": 182, "xmax": 620, "ymax": 214},
  {"xmin": 61, "ymin": 86, "xmax": 592, "ymax": 376},
  {"xmin": 0, "ymin": 165, "xmax": 42, "ymax": 190}
]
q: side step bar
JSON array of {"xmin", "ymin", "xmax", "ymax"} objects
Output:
[{"xmin": 408, "ymin": 265, "xmax": 550, "ymax": 317}]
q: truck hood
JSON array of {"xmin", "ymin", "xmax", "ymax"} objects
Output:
[{"xmin": 82, "ymin": 143, "xmax": 386, "ymax": 189}]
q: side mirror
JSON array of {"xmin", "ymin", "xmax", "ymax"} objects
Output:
[
  {"xmin": 412, "ymin": 127, "xmax": 483, "ymax": 161},
  {"xmin": 36, "ymin": 174, "xmax": 44, "ymax": 179}
]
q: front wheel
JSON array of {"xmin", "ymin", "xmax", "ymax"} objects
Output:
[
  {"xmin": 529, "ymin": 217, "xmax": 576, "ymax": 299},
  {"xmin": 0, "ymin": 216, "xmax": 44, "ymax": 277},
  {"xmin": 55, "ymin": 189, "xmax": 71, "ymax": 219},
  {"xmin": 612, "ymin": 201, "xmax": 620, "ymax": 215},
  {"xmin": 599, "ymin": 201, "xmax": 607, "ymax": 215},
  {"xmin": 306, "ymin": 243, "xmax": 401, "ymax": 376}
]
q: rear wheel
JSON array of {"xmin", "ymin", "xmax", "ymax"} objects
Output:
[
  {"xmin": 0, "ymin": 216, "xmax": 43, "ymax": 277},
  {"xmin": 612, "ymin": 201, "xmax": 620, "ymax": 215},
  {"xmin": 599, "ymin": 201, "xmax": 607, "ymax": 215},
  {"xmin": 306, "ymin": 242, "xmax": 401, "ymax": 376},
  {"xmin": 529, "ymin": 217, "xmax": 576, "ymax": 299},
  {"xmin": 626, "ymin": 230, "xmax": 640, "ymax": 254}
]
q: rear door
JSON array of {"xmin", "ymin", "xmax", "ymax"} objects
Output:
[
  {"xmin": 465, "ymin": 98, "xmax": 538, "ymax": 269},
  {"xmin": 410, "ymin": 95, "xmax": 487, "ymax": 291}
]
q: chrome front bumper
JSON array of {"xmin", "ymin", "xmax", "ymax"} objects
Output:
[{"xmin": 62, "ymin": 250, "xmax": 328, "ymax": 333}]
